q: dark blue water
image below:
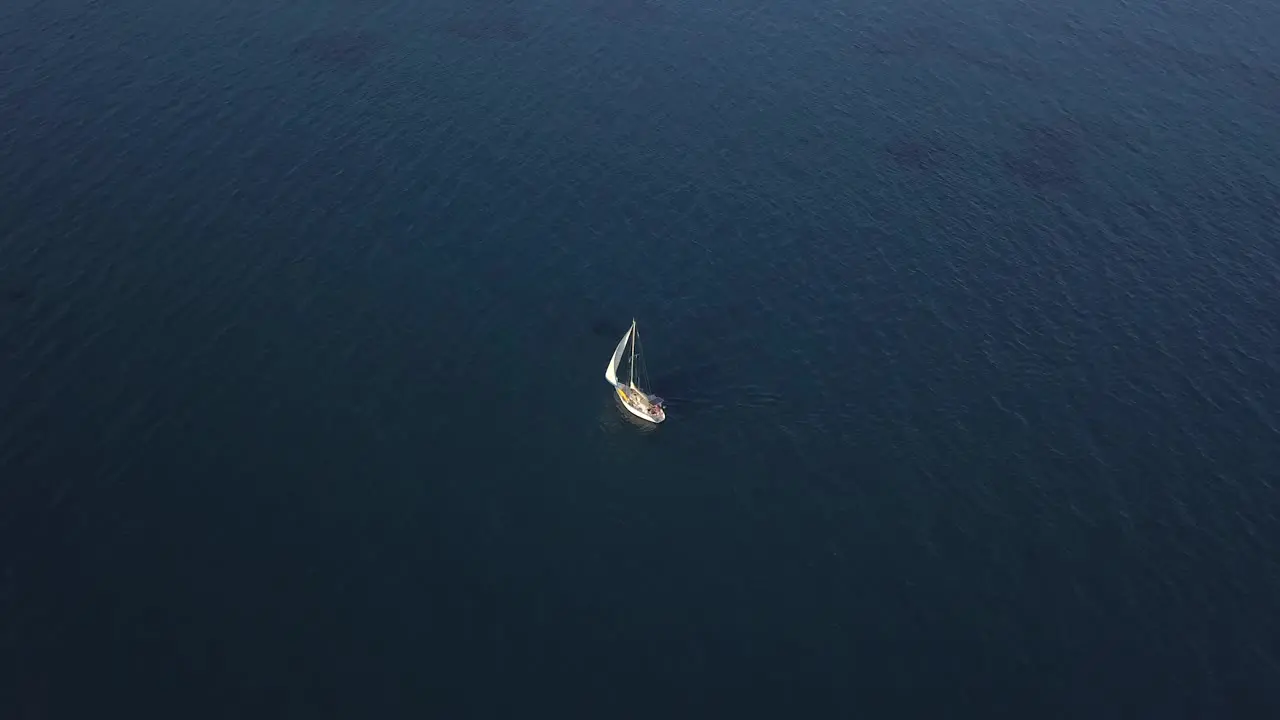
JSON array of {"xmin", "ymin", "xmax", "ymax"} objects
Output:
[{"xmin": 3, "ymin": 0, "xmax": 1279, "ymax": 716}]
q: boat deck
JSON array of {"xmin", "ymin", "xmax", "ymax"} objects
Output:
[{"xmin": 617, "ymin": 386, "xmax": 665, "ymax": 422}]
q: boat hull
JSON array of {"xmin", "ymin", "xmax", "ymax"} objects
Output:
[{"xmin": 616, "ymin": 386, "xmax": 665, "ymax": 424}]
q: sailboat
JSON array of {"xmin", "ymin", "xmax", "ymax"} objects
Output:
[{"xmin": 604, "ymin": 319, "xmax": 666, "ymax": 424}]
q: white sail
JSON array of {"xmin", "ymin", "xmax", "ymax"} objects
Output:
[
  {"xmin": 604, "ymin": 318, "xmax": 665, "ymax": 424},
  {"xmin": 604, "ymin": 323, "xmax": 633, "ymax": 387}
]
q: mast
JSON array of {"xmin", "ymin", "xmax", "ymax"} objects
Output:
[{"xmin": 629, "ymin": 319, "xmax": 637, "ymax": 388}]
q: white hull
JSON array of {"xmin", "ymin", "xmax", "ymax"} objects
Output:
[
  {"xmin": 616, "ymin": 387, "xmax": 665, "ymax": 424},
  {"xmin": 605, "ymin": 319, "xmax": 666, "ymax": 425}
]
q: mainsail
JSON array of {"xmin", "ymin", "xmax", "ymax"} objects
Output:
[{"xmin": 604, "ymin": 322, "xmax": 633, "ymax": 387}]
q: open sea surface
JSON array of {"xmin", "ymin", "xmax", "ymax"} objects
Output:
[{"xmin": 3, "ymin": 0, "xmax": 1279, "ymax": 716}]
